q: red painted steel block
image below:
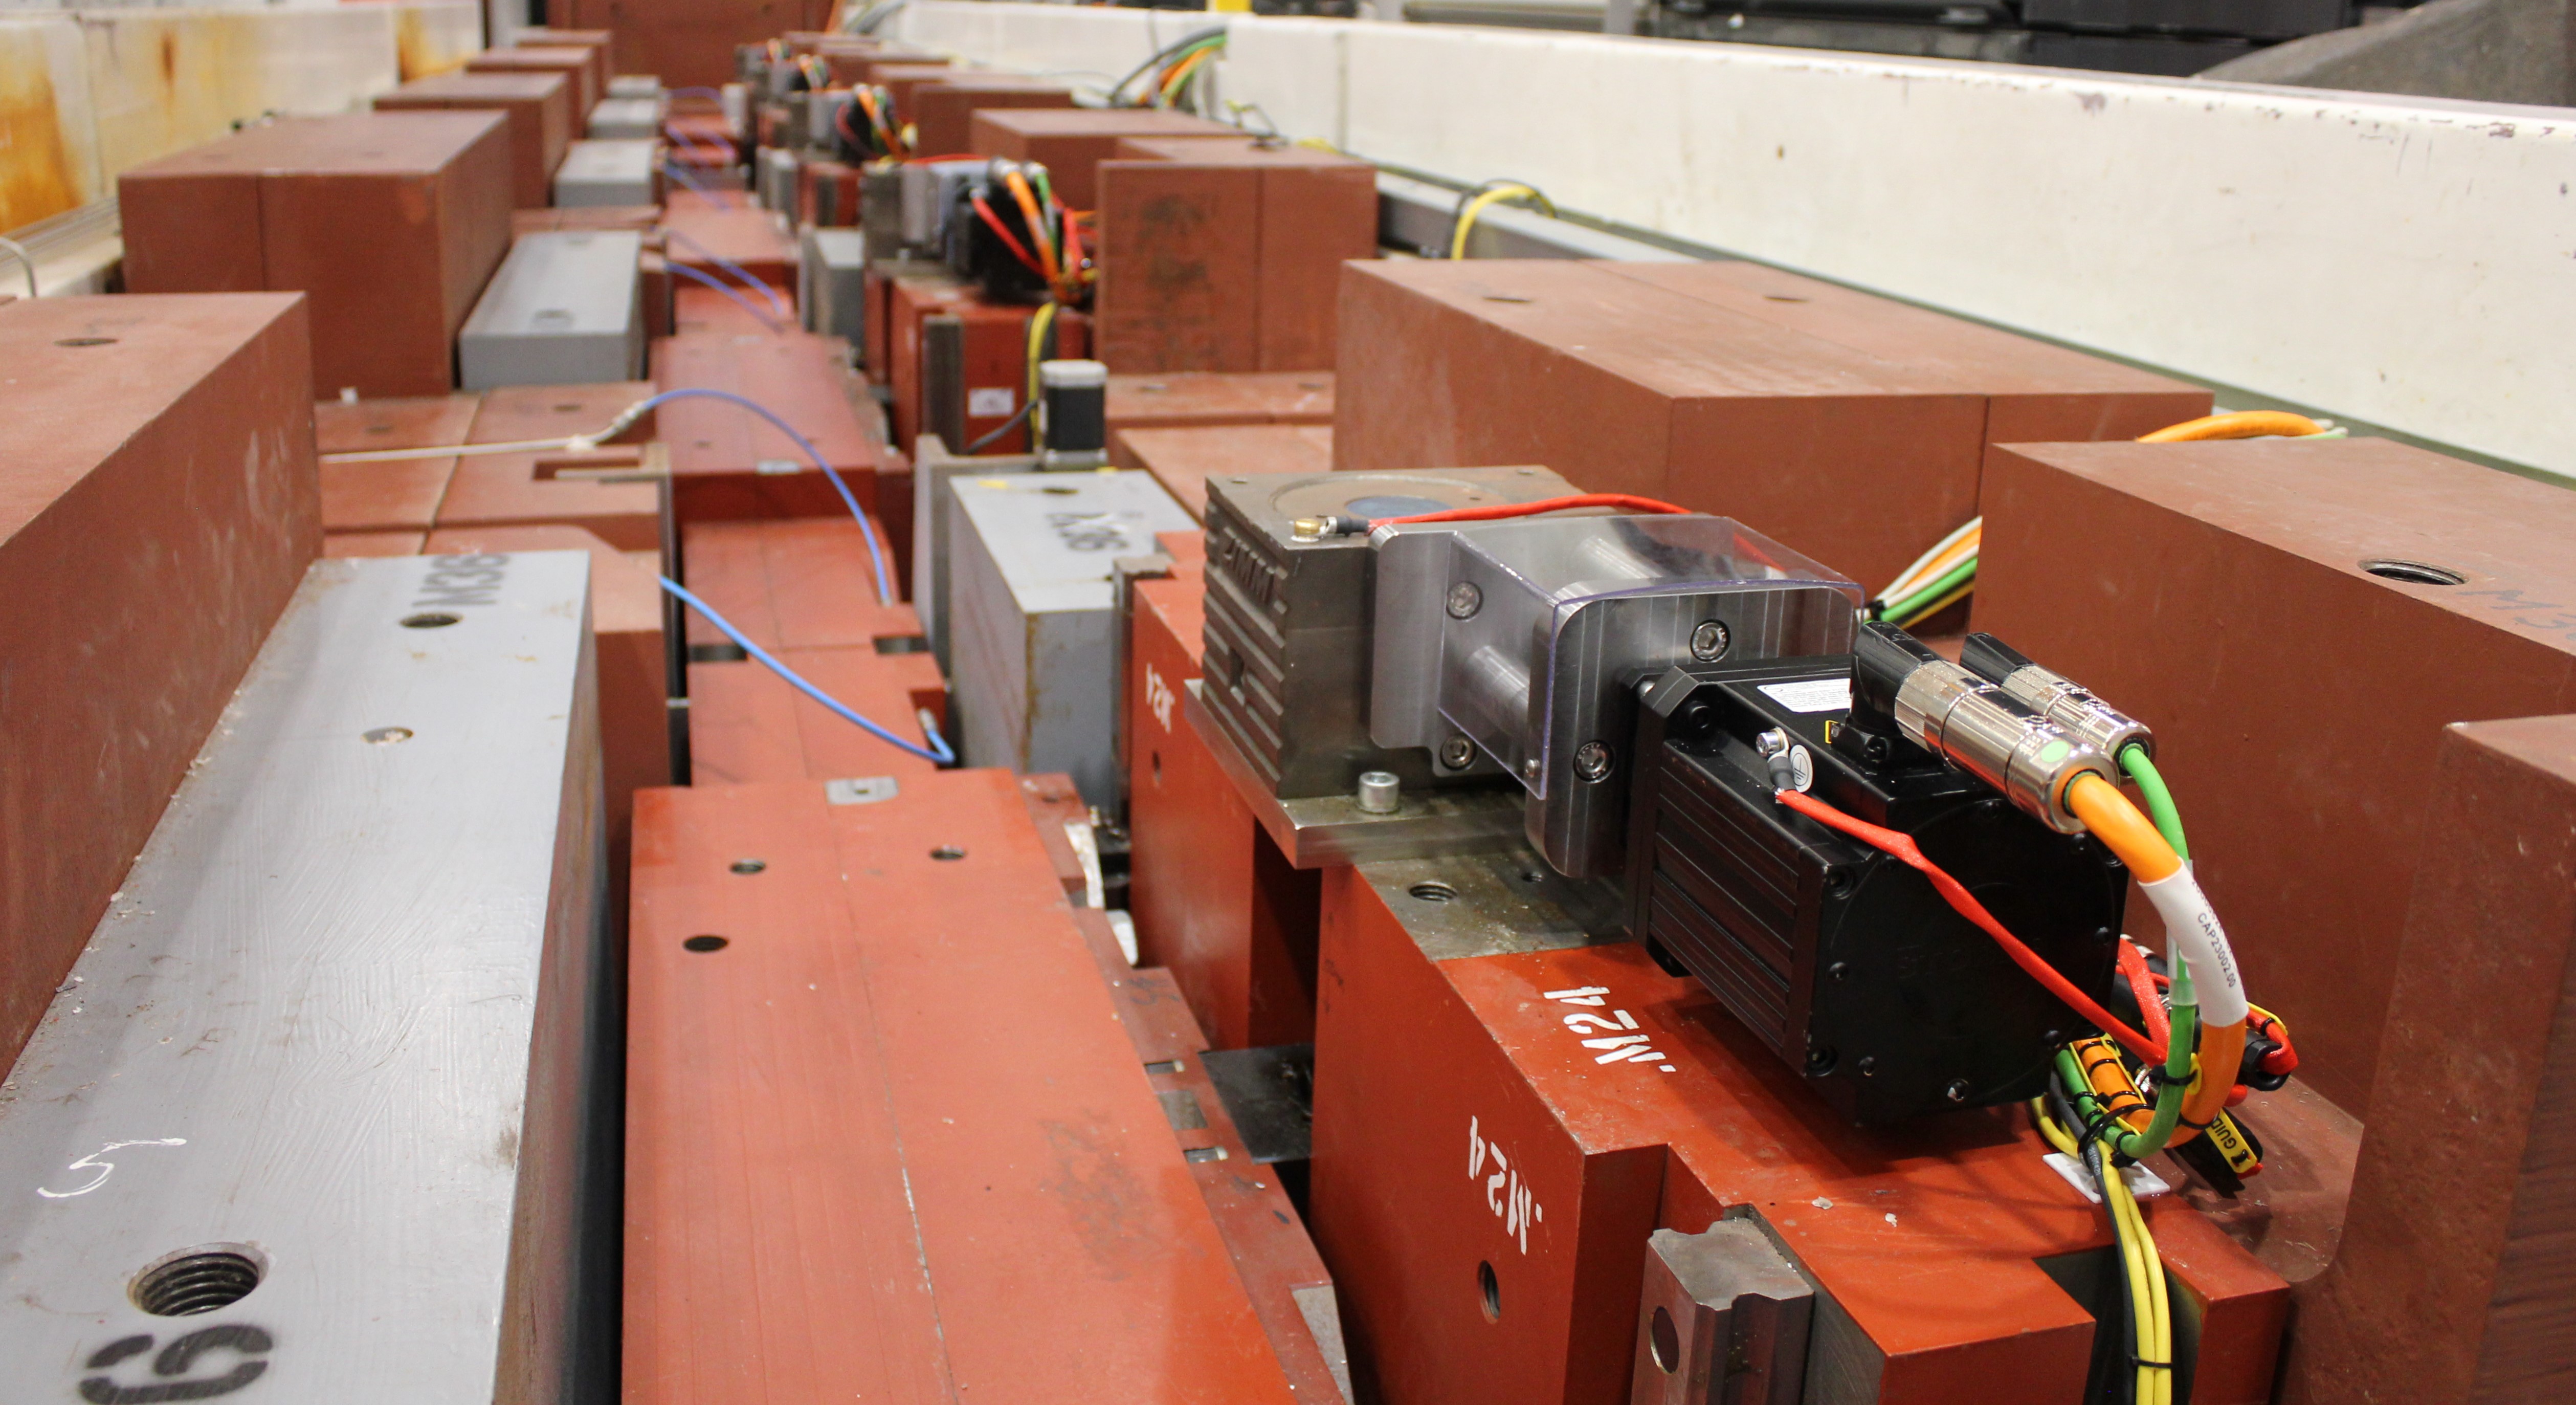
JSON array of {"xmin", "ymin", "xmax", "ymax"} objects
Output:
[
  {"xmin": 626, "ymin": 771, "xmax": 1307, "ymax": 1403},
  {"xmin": 882, "ymin": 281, "xmax": 1091, "ymax": 456},
  {"xmin": 674, "ymin": 518, "xmax": 941, "ymax": 785},
  {"xmin": 0, "ymin": 294, "xmax": 319, "ymax": 1068},
  {"xmin": 909, "ymin": 79, "xmax": 1075, "ymax": 158},
  {"xmin": 651, "ymin": 330, "xmax": 889, "ymax": 522},
  {"xmin": 1333, "ymin": 260, "xmax": 2207, "ymax": 591},
  {"xmin": 514, "ymin": 27, "xmax": 615, "ymax": 106},
  {"xmin": 1111, "ymin": 423, "xmax": 1334, "ymax": 522},
  {"xmin": 967, "ymin": 107, "xmax": 1239, "ymax": 212},
  {"xmin": 1096, "ymin": 138, "xmax": 1376, "ymax": 374},
  {"xmin": 661, "ymin": 203, "xmax": 797, "ymax": 297},
  {"xmin": 314, "ymin": 393, "xmax": 478, "ymax": 538},
  {"xmin": 119, "ymin": 114, "xmax": 514, "ymax": 398},
  {"xmin": 466, "ymin": 45, "xmax": 601, "ymax": 116},
  {"xmin": 1973, "ymin": 437, "xmax": 2576, "ymax": 1116},
  {"xmin": 1125, "ymin": 553, "xmax": 1321, "ymax": 1050},
  {"xmin": 1308, "ymin": 867, "xmax": 2287, "ymax": 1405},
  {"xmin": 373, "ymin": 71, "xmax": 573, "ymax": 209},
  {"xmin": 1107, "ymin": 370, "xmax": 1334, "ymax": 434},
  {"xmin": 437, "ymin": 381, "xmax": 662, "ymax": 550}
]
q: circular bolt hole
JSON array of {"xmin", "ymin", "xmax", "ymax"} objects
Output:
[
  {"xmin": 1408, "ymin": 881, "xmax": 1457, "ymax": 904},
  {"xmin": 1477, "ymin": 1260, "xmax": 1501, "ymax": 1322},
  {"xmin": 931, "ymin": 845, "xmax": 968, "ymax": 861},
  {"xmin": 362, "ymin": 727, "xmax": 413, "ymax": 745},
  {"xmin": 552, "ymin": 402, "xmax": 584, "ymax": 412},
  {"xmin": 1762, "ymin": 294, "xmax": 1811, "ymax": 303},
  {"xmin": 131, "ymin": 1247, "xmax": 263, "ymax": 1316},
  {"xmin": 2361, "ymin": 558, "xmax": 2466, "ymax": 586},
  {"xmin": 1806, "ymin": 1044, "xmax": 1838, "ymax": 1074},
  {"xmin": 682, "ymin": 934, "xmax": 729, "ymax": 952},
  {"xmin": 1041, "ymin": 485, "xmax": 1079, "ymax": 495},
  {"xmin": 729, "ymin": 859, "xmax": 767, "ymax": 875},
  {"xmin": 1445, "ymin": 581, "xmax": 1482, "ymax": 620},
  {"xmin": 400, "ymin": 611, "xmax": 461, "ymax": 629},
  {"xmin": 54, "ymin": 336, "xmax": 118, "ymax": 347},
  {"xmin": 1482, "ymin": 294, "xmax": 1533, "ymax": 303},
  {"xmin": 1650, "ymin": 1304, "xmax": 1681, "ymax": 1373}
]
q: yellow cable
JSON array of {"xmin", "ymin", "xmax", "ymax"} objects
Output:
[
  {"xmin": 2106, "ymin": 1158, "xmax": 2173, "ymax": 1405},
  {"xmin": 1450, "ymin": 183, "xmax": 1551, "ymax": 259},
  {"xmin": 2138, "ymin": 410, "xmax": 2327, "ymax": 443}
]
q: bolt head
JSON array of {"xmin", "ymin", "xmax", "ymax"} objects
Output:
[
  {"xmin": 1945, "ymin": 1078, "xmax": 1972, "ymax": 1103},
  {"xmin": 1690, "ymin": 620, "xmax": 1731, "ymax": 662},
  {"xmin": 1438, "ymin": 735, "xmax": 1476, "ymax": 771},
  {"xmin": 1572, "ymin": 740, "xmax": 1614, "ymax": 782},
  {"xmin": 1445, "ymin": 581, "xmax": 1483, "ymax": 619}
]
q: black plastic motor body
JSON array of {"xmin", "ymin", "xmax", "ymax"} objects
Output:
[
  {"xmin": 1622, "ymin": 656, "xmax": 2128, "ymax": 1123},
  {"xmin": 945, "ymin": 176, "xmax": 1054, "ymax": 304}
]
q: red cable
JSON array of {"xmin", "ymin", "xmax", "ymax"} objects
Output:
[
  {"xmin": 969, "ymin": 193, "xmax": 1047, "ymax": 278},
  {"xmin": 2118, "ymin": 940, "xmax": 2169, "ymax": 1048},
  {"xmin": 1772, "ymin": 788, "xmax": 2164, "ymax": 1062},
  {"xmin": 1376, "ymin": 493, "xmax": 1693, "ymax": 526}
]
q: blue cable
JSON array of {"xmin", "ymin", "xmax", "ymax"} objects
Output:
[
  {"xmin": 667, "ymin": 261, "xmax": 787, "ymax": 333},
  {"xmin": 660, "ymin": 160, "xmax": 732, "ymax": 211},
  {"xmin": 625, "ymin": 388, "xmax": 894, "ymax": 604},
  {"xmin": 664, "ymin": 227, "xmax": 792, "ymax": 322},
  {"xmin": 661, "ymin": 576, "xmax": 953, "ymax": 764}
]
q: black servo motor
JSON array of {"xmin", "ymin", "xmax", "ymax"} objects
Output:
[{"xmin": 1621, "ymin": 656, "xmax": 2129, "ymax": 1123}]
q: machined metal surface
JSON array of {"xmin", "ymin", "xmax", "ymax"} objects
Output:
[
  {"xmin": 1631, "ymin": 1220, "xmax": 1814, "ymax": 1405},
  {"xmin": 458, "ymin": 230, "xmax": 644, "ymax": 389},
  {"xmin": 1959, "ymin": 632, "xmax": 2155, "ymax": 762},
  {"xmin": 1414, "ymin": 514, "xmax": 1859, "ymax": 875},
  {"xmin": 1198, "ymin": 468, "xmax": 1579, "ymax": 803},
  {"xmin": 554, "ymin": 138, "xmax": 658, "ymax": 207},
  {"xmin": 0, "ymin": 551, "xmax": 608, "ymax": 1402},
  {"xmin": 799, "ymin": 225, "xmax": 869, "ymax": 344},
  {"xmin": 948, "ymin": 471, "xmax": 1194, "ymax": 806},
  {"xmin": 1186, "ymin": 680, "xmax": 1529, "ymax": 871},
  {"xmin": 1856, "ymin": 622, "xmax": 2111, "ymax": 833}
]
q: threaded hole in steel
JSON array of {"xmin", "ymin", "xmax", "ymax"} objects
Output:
[
  {"xmin": 54, "ymin": 337, "xmax": 118, "ymax": 347},
  {"xmin": 2361, "ymin": 559, "xmax": 2466, "ymax": 586},
  {"xmin": 132, "ymin": 1248, "xmax": 262, "ymax": 1316},
  {"xmin": 683, "ymin": 935, "xmax": 728, "ymax": 952},
  {"xmin": 930, "ymin": 845, "xmax": 968, "ymax": 861},
  {"xmin": 1409, "ymin": 882, "xmax": 1457, "ymax": 904},
  {"xmin": 1650, "ymin": 1305, "xmax": 1680, "ymax": 1372},
  {"xmin": 401, "ymin": 611, "xmax": 461, "ymax": 629},
  {"xmin": 1478, "ymin": 1260, "xmax": 1501, "ymax": 1322},
  {"xmin": 729, "ymin": 859, "xmax": 766, "ymax": 875}
]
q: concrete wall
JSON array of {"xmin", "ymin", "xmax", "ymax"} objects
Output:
[{"xmin": 895, "ymin": 3, "xmax": 2576, "ymax": 484}]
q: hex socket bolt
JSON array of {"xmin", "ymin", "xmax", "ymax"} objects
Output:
[
  {"xmin": 1854, "ymin": 623, "xmax": 2112, "ymax": 833},
  {"xmin": 1958, "ymin": 632, "xmax": 2155, "ymax": 760}
]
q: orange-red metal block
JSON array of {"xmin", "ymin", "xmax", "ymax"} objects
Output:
[
  {"xmin": 1309, "ymin": 869, "xmax": 2286, "ymax": 1404},
  {"xmin": 1111, "ymin": 423, "xmax": 1334, "ymax": 522},
  {"xmin": 0, "ymin": 294, "xmax": 319, "ymax": 1068},
  {"xmin": 626, "ymin": 771, "xmax": 1308, "ymax": 1403},
  {"xmin": 314, "ymin": 393, "xmax": 477, "ymax": 539},
  {"xmin": 436, "ymin": 381, "xmax": 662, "ymax": 550},
  {"xmin": 465, "ymin": 44, "xmax": 601, "ymax": 116},
  {"xmin": 1107, "ymin": 370, "xmax": 1334, "ymax": 434},
  {"xmin": 966, "ymin": 107, "xmax": 1239, "ymax": 211},
  {"xmin": 118, "ymin": 114, "xmax": 514, "ymax": 398},
  {"xmin": 372, "ymin": 71, "xmax": 573, "ymax": 210},
  {"xmin": 651, "ymin": 330, "xmax": 888, "ymax": 522}
]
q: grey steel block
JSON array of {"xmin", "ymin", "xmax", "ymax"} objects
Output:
[
  {"xmin": 949, "ymin": 471, "xmax": 1194, "ymax": 806},
  {"xmin": 459, "ymin": 229, "xmax": 644, "ymax": 389},
  {"xmin": 589, "ymin": 96, "xmax": 665, "ymax": 140},
  {"xmin": 554, "ymin": 138, "xmax": 658, "ymax": 207},
  {"xmin": 0, "ymin": 551, "xmax": 609, "ymax": 1403},
  {"xmin": 800, "ymin": 225, "xmax": 868, "ymax": 344}
]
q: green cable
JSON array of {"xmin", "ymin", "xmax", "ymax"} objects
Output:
[
  {"xmin": 1879, "ymin": 555, "xmax": 1976, "ymax": 625},
  {"xmin": 2119, "ymin": 744, "xmax": 2188, "ymax": 862},
  {"xmin": 2058, "ymin": 963, "xmax": 2198, "ymax": 1162}
]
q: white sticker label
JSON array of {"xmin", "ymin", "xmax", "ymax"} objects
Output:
[
  {"xmin": 968, "ymin": 386, "xmax": 1016, "ymax": 418},
  {"xmin": 2042, "ymin": 1152, "xmax": 2171, "ymax": 1204},
  {"xmin": 1758, "ymin": 678, "xmax": 1852, "ymax": 714}
]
